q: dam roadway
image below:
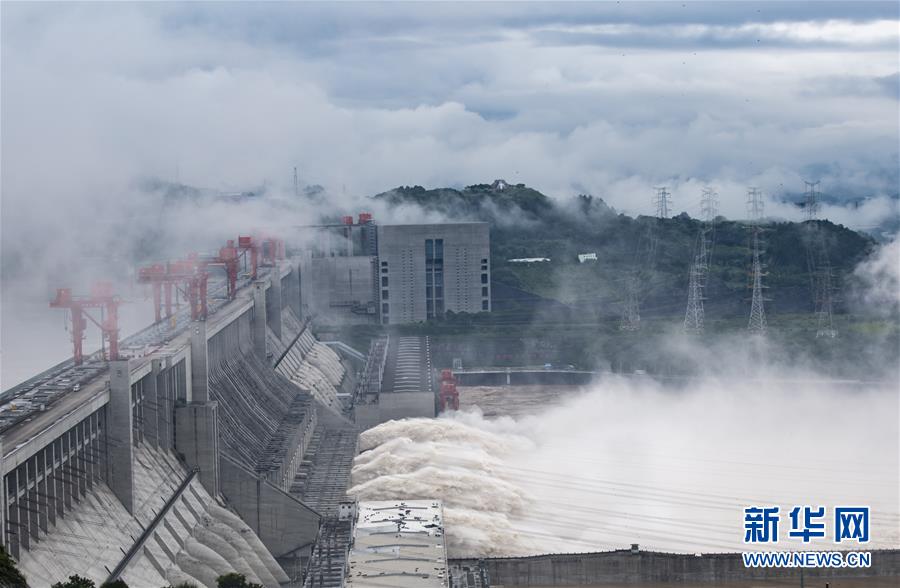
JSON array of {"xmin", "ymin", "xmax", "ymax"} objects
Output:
[{"xmin": 0, "ymin": 268, "xmax": 265, "ymax": 471}]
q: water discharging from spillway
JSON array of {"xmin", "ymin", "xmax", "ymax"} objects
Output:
[{"xmin": 349, "ymin": 377, "xmax": 900, "ymax": 558}]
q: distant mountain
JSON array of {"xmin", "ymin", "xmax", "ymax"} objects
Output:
[
  {"xmin": 374, "ymin": 180, "xmax": 555, "ymax": 220},
  {"xmin": 137, "ymin": 177, "xmax": 268, "ymax": 203}
]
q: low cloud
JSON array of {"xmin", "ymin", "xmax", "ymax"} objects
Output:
[{"xmin": 2, "ymin": 3, "xmax": 898, "ymax": 383}]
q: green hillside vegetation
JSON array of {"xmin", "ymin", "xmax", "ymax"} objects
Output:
[
  {"xmin": 374, "ymin": 183, "xmax": 875, "ymax": 320},
  {"xmin": 359, "ymin": 183, "xmax": 897, "ymax": 378}
]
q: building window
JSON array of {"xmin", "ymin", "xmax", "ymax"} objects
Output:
[
  {"xmin": 482, "ymin": 286, "xmax": 488, "ymax": 297},
  {"xmin": 482, "ymin": 300, "xmax": 489, "ymax": 311},
  {"xmin": 382, "ymin": 289, "xmax": 388, "ymax": 300},
  {"xmin": 481, "ymin": 258, "xmax": 488, "ymax": 264},
  {"xmin": 425, "ymin": 238, "xmax": 444, "ymax": 319},
  {"xmin": 382, "ymin": 276, "xmax": 388, "ymax": 287},
  {"xmin": 481, "ymin": 264, "xmax": 488, "ymax": 271},
  {"xmin": 481, "ymin": 273, "xmax": 488, "ymax": 284},
  {"xmin": 382, "ymin": 303, "xmax": 389, "ymax": 314},
  {"xmin": 381, "ymin": 261, "xmax": 388, "ymax": 267}
]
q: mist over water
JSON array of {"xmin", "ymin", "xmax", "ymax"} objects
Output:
[{"xmin": 349, "ymin": 375, "xmax": 900, "ymax": 558}]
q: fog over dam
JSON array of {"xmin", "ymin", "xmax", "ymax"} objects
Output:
[{"xmin": 2, "ymin": 2, "xmax": 900, "ymax": 587}]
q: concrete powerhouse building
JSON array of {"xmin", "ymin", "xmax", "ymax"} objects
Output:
[
  {"xmin": 300, "ymin": 220, "xmax": 491, "ymax": 325},
  {"xmin": 377, "ymin": 222, "xmax": 490, "ymax": 324}
]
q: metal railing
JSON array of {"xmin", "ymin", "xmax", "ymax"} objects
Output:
[{"xmin": 105, "ymin": 469, "xmax": 198, "ymax": 583}]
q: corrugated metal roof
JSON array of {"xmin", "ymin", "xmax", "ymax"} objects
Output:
[{"xmin": 346, "ymin": 500, "xmax": 449, "ymax": 588}]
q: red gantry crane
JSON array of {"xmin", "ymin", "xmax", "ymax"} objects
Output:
[
  {"xmin": 178, "ymin": 255, "xmax": 209, "ymax": 321},
  {"xmin": 136, "ymin": 238, "xmax": 246, "ymax": 325},
  {"xmin": 211, "ymin": 239, "xmax": 240, "ymax": 299},
  {"xmin": 258, "ymin": 234, "xmax": 285, "ymax": 267},
  {"xmin": 136, "ymin": 255, "xmax": 210, "ymax": 324},
  {"xmin": 136, "ymin": 262, "xmax": 180, "ymax": 323},
  {"xmin": 439, "ymin": 369, "xmax": 460, "ymax": 412},
  {"xmin": 50, "ymin": 282, "xmax": 123, "ymax": 365},
  {"xmin": 237, "ymin": 235, "xmax": 260, "ymax": 279},
  {"xmin": 238, "ymin": 233, "xmax": 285, "ymax": 276}
]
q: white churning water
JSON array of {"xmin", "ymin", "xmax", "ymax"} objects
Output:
[{"xmin": 349, "ymin": 377, "xmax": 900, "ymax": 558}]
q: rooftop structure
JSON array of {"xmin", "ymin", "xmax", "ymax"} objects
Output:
[{"xmin": 346, "ymin": 500, "xmax": 448, "ymax": 588}]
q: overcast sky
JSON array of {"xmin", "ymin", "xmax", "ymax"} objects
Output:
[
  {"xmin": 1, "ymin": 1, "xmax": 898, "ymax": 387},
  {"xmin": 3, "ymin": 1, "xmax": 898, "ymax": 219}
]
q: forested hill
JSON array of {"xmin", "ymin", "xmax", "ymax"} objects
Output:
[{"xmin": 372, "ymin": 182, "xmax": 876, "ymax": 319}]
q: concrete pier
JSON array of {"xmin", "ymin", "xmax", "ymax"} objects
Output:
[
  {"xmin": 0, "ymin": 440, "xmax": 5, "ymax": 551},
  {"xmin": 175, "ymin": 401, "xmax": 220, "ymax": 497},
  {"xmin": 152, "ymin": 357, "xmax": 172, "ymax": 451},
  {"xmin": 144, "ymin": 360, "xmax": 160, "ymax": 449},
  {"xmin": 269, "ymin": 270, "xmax": 284, "ymax": 340},
  {"xmin": 292, "ymin": 259, "xmax": 303, "ymax": 319},
  {"xmin": 189, "ymin": 320, "xmax": 209, "ymax": 403},
  {"xmin": 107, "ymin": 360, "xmax": 135, "ymax": 514},
  {"xmin": 253, "ymin": 279, "xmax": 268, "ymax": 361}
]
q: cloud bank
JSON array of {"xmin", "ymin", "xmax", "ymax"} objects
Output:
[{"xmin": 2, "ymin": 2, "xmax": 898, "ymax": 384}]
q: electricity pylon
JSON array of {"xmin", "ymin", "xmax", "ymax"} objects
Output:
[
  {"xmin": 683, "ymin": 188, "xmax": 717, "ymax": 334},
  {"xmin": 701, "ymin": 186, "xmax": 719, "ymax": 223},
  {"xmin": 804, "ymin": 180, "xmax": 821, "ymax": 221},
  {"xmin": 653, "ymin": 187, "xmax": 672, "ymax": 219},
  {"xmin": 813, "ymin": 262, "xmax": 837, "ymax": 338},
  {"xmin": 803, "ymin": 181, "xmax": 837, "ymax": 338},
  {"xmin": 748, "ymin": 231, "xmax": 768, "ymax": 335},
  {"xmin": 683, "ymin": 255, "xmax": 705, "ymax": 334},
  {"xmin": 747, "ymin": 187, "xmax": 769, "ymax": 335},
  {"xmin": 620, "ymin": 187, "xmax": 669, "ymax": 331},
  {"xmin": 620, "ymin": 272, "xmax": 641, "ymax": 331}
]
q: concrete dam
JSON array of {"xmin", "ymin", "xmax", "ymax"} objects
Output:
[
  {"xmin": 2, "ymin": 248, "xmax": 897, "ymax": 588},
  {"xmin": 0, "ymin": 262, "xmax": 367, "ymax": 586}
]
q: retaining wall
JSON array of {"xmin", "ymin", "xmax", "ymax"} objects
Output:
[{"xmin": 451, "ymin": 549, "xmax": 900, "ymax": 586}]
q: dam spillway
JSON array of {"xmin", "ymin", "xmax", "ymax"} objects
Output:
[{"xmin": 0, "ymin": 262, "xmax": 369, "ymax": 586}]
